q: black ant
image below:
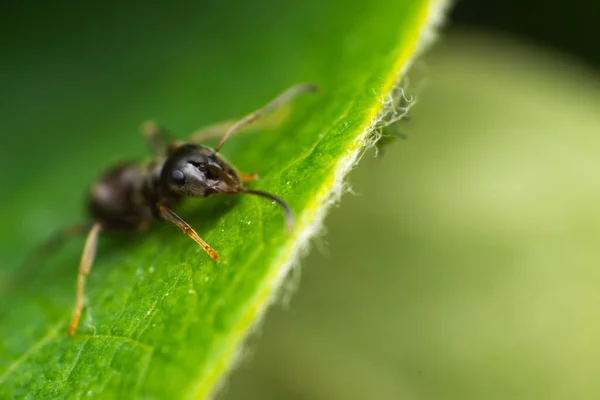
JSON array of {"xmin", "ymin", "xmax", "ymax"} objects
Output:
[{"xmin": 27, "ymin": 83, "xmax": 318, "ymax": 336}]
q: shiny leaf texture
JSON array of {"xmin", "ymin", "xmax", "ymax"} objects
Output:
[{"xmin": 0, "ymin": 1, "xmax": 447, "ymax": 398}]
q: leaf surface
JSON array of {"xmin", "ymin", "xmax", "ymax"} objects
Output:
[{"xmin": 0, "ymin": 1, "xmax": 447, "ymax": 398}]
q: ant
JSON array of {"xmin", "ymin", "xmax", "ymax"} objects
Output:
[{"xmin": 27, "ymin": 83, "xmax": 318, "ymax": 336}]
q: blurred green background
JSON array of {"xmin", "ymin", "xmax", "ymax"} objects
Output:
[
  {"xmin": 2, "ymin": 1, "xmax": 600, "ymax": 399},
  {"xmin": 224, "ymin": 34, "xmax": 600, "ymax": 399}
]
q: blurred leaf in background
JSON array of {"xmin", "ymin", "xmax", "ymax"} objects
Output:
[
  {"xmin": 223, "ymin": 33, "xmax": 600, "ymax": 399},
  {"xmin": 0, "ymin": 0, "xmax": 446, "ymax": 398}
]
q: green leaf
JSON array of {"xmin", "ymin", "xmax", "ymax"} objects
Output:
[
  {"xmin": 226, "ymin": 33, "xmax": 600, "ymax": 399},
  {"xmin": 0, "ymin": 1, "xmax": 448, "ymax": 398}
]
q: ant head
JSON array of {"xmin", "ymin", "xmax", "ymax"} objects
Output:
[{"xmin": 160, "ymin": 144, "xmax": 240, "ymax": 197}]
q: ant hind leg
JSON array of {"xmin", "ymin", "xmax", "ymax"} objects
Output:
[
  {"xmin": 8, "ymin": 223, "xmax": 91, "ymax": 291},
  {"xmin": 67, "ymin": 222, "xmax": 102, "ymax": 336}
]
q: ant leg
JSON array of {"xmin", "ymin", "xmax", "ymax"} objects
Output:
[
  {"xmin": 10, "ymin": 223, "xmax": 90, "ymax": 291},
  {"xmin": 188, "ymin": 104, "xmax": 293, "ymax": 145},
  {"xmin": 141, "ymin": 120, "xmax": 172, "ymax": 157},
  {"xmin": 214, "ymin": 83, "xmax": 318, "ymax": 152},
  {"xmin": 157, "ymin": 205, "xmax": 220, "ymax": 262},
  {"xmin": 239, "ymin": 172, "xmax": 259, "ymax": 183},
  {"xmin": 67, "ymin": 222, "xmax": 102, "ymax": 336}
]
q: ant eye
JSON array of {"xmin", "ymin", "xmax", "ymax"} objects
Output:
[{"xmin": 171, "ymin": 169, "xmax": 185, "ymax": 184}]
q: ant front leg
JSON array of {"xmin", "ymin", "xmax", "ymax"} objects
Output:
[
  {"xmin": 157, "ymin": 204, "xmax": 220, "ymax": 262},
  {"xmin": 67, "ymin": 222, "xmax": 102, "ymax": 336},
  {"xmin": 141, "ymin": 120, "xmax": 174, "ymax": 157}
]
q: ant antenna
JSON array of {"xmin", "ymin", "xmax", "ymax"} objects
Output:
[
  {"xmin": 240, "ymin": 188, "xmax": 295, "ymax": 233},
  {"xmin": 214, "ymin": 83, "xmax": 319, "ymax": 153},
  {"xmin": 203, "ymin": 164, "xmax": 294, "ymax": 231}
]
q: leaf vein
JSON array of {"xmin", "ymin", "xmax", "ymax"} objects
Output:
[{"xmin": 0, "ymin": 320, "xmax": 63, "ymax": 386}]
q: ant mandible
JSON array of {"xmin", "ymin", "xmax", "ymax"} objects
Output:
[{"xmin": 46, "ymin": 83, "xmax": 318, "ymax": 336}]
